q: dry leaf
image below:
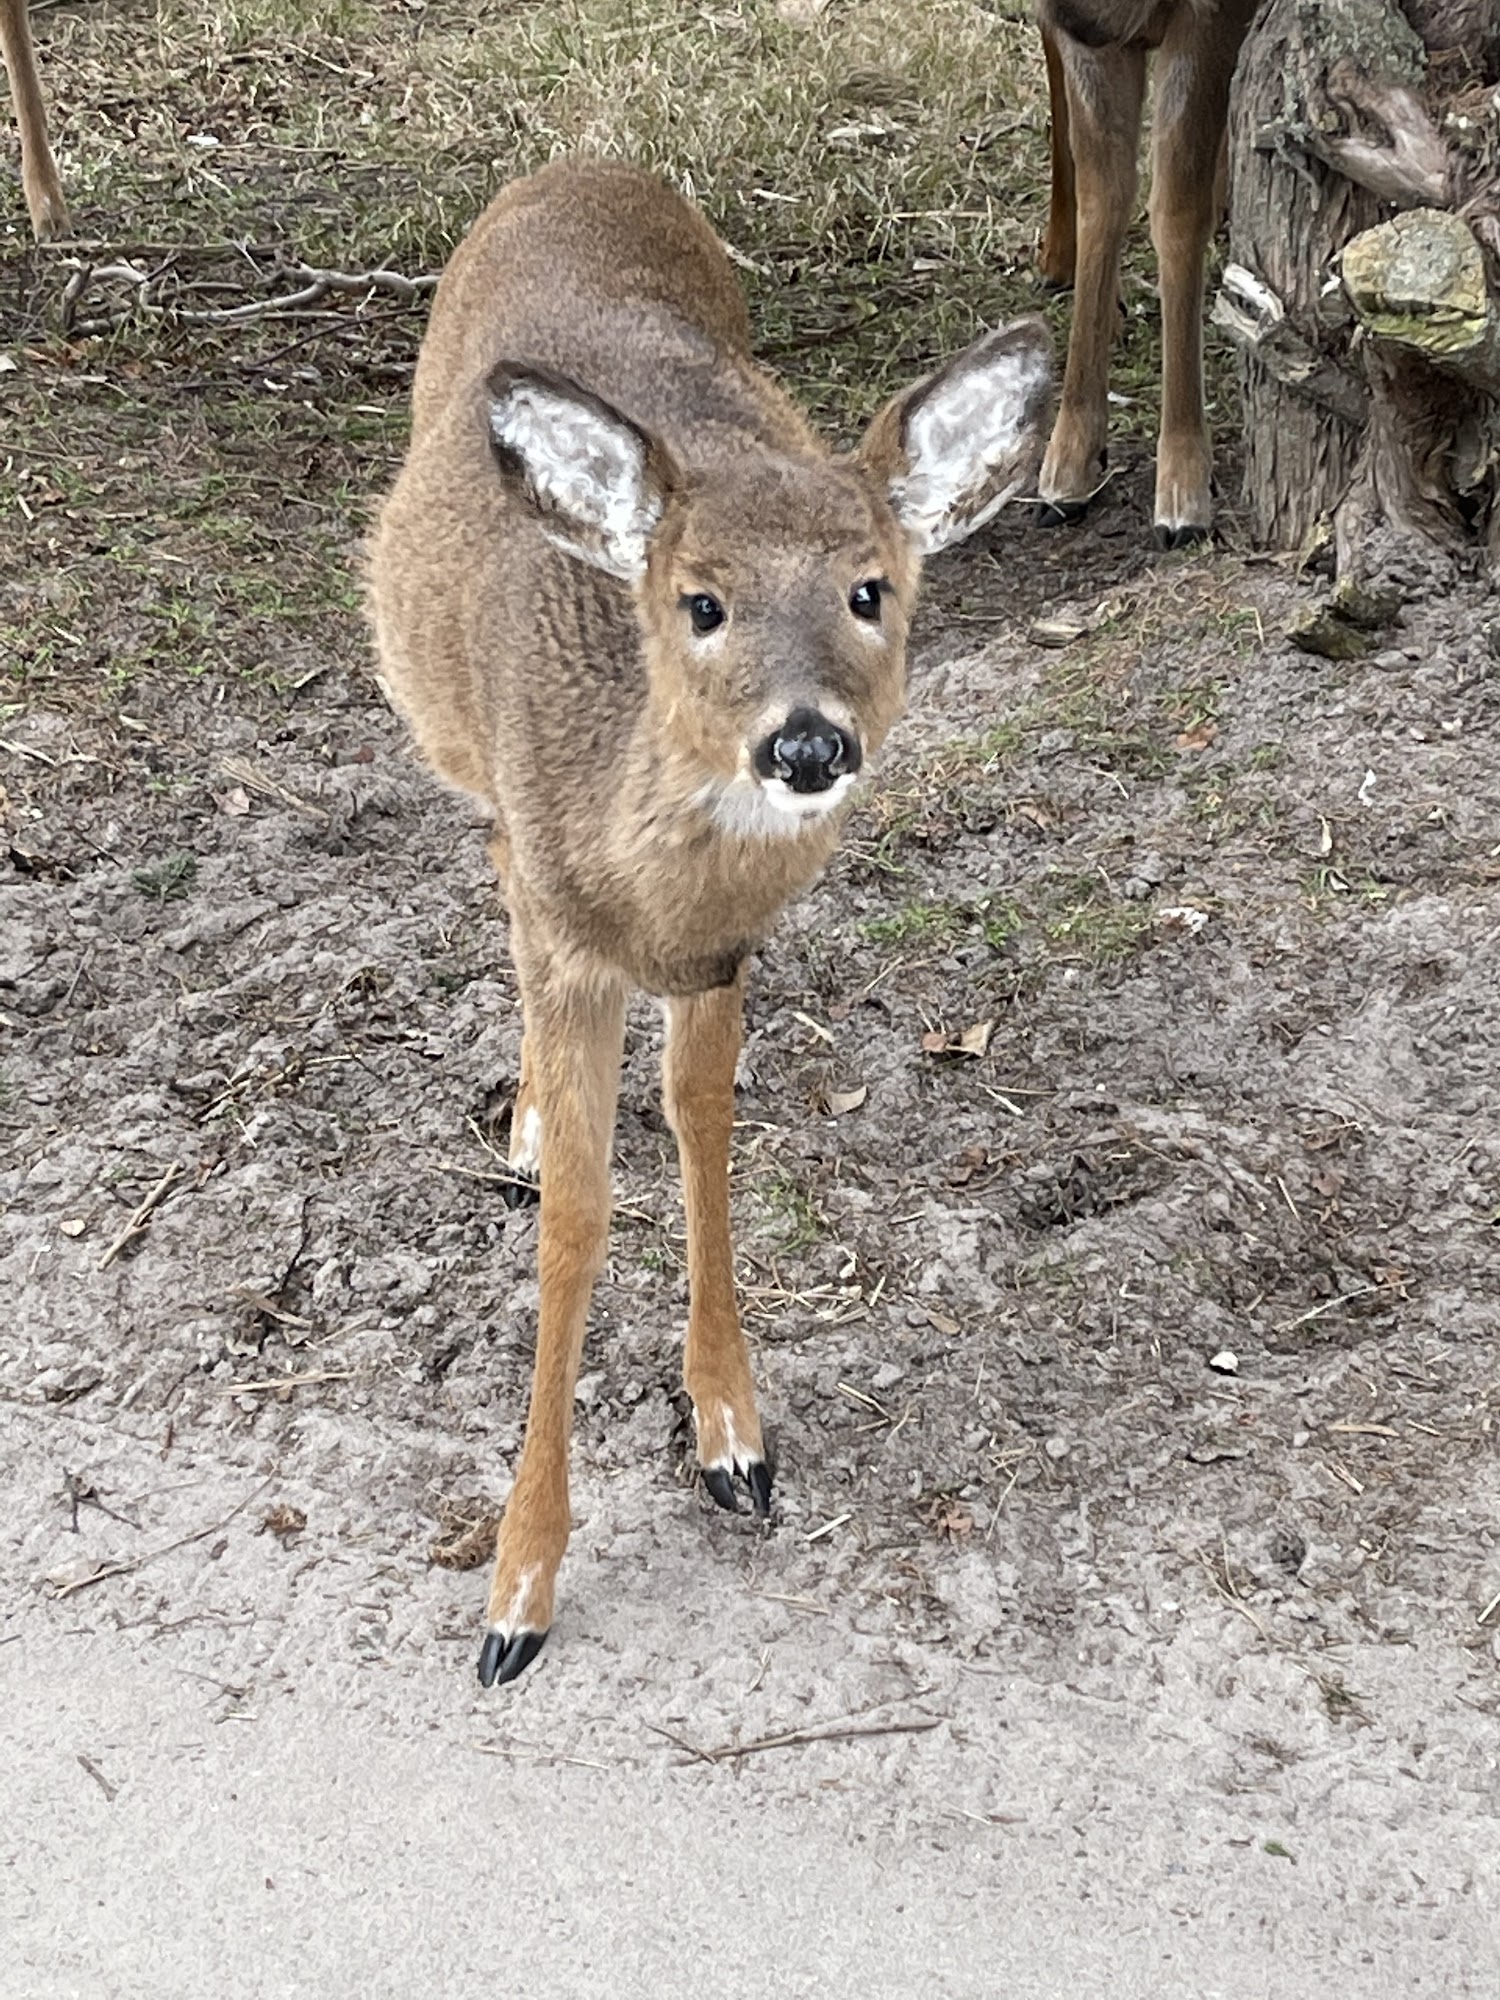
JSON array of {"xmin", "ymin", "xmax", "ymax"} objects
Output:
[
  {"xmin": 429, "ymin": 1497, "xmax": 501, "ymax": 1570},
  {"xmin": 1157, "ymin": 904, "xmax": 1210, "ymax": 935},
  {"xmin": 214, "ymin": 786, "xmax": 251, "ymax": 816},
  {"xmin": 1172, "ymin": 721, "xmax": 1218, "ymax": 751},
  {"xmin": 920, "ymin": 1030, "xmax": 948, "ymax": 1054},
  {"xmin": 825, "ymin": 1084, "xmax": 868, "ymax": 1116},
  {"xmin": 957, "ymin": 1018, "xmax": 994, "ymax": 1058},
  {"xmin": 921, "ymin": 1495, "xmax": 973, "ymax": 1539},
  {"xmin": 261, "ymin": 1503, "xmax": 307, "ymax": 1544}
]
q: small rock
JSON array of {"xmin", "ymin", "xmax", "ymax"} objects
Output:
[
  {"xmin": 1288, "ymin": 608, "xmax": 1369, "ymax": 661},
  {"xmin": 1208, "ymin": 1348, "xmax": 1239, "ymax": 1374},
  {"xmin": 1044, "ymin": 1435, "xmax": 1069, "ymax": 1460},
  {"xmin": 40, "ymin": 1363, "xmax": 103, "ymax": 1405},
  {"xmin": 871, "ymin": 1361, "xmax": 906, "ymax": 1392}
]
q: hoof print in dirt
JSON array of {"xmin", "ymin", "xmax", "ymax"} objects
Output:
[
  {"xmin": 477, "ymin": 1627, "xmax": 547, "ymax": 1688},
  {"xmin": 1268, "ymin": 1524, "xmax": 1308, "ymax": 1575}
]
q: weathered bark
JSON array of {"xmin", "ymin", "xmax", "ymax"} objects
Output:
[{"xmin": 1221, "ymin": 0, "xmax": 1500, "ymax": 573}]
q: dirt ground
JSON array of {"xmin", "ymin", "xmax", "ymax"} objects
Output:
[{"xmin": 4, "ymin": 3, "xmax": 1499, "ymax": 1993}]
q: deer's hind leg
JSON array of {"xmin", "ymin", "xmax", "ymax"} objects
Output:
[
  {"xmin": 1039, "ymin": 26, "xmax": 1077, "ymax": 291},
  {"xmin": 478, "ymin": 942, "xmax": 626, "ymax": 1687},
  {"xmin": 664, "ymin": 975, "xmax": 771, "ymax": 1517}
]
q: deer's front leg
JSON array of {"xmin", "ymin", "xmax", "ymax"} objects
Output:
[
  {"xmin": 1147, "ymin": 19, "xmax": 1243, "ymax": 547},
  {"xmin": 478, "ymin": 960, "xmax": 626, "ymax": 1688},
  {"xmin": 664, "ymin": 976, "xmax": 771, "ymax": 1516}
]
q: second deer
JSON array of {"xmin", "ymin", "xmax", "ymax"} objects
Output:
[
  {"xmin": 367, "ymin": 158, "xmax": 1052, "ymax": 1685},
  {"xmin": 1036, "ymin": 0, "xmax": 1256, "ymax": 546}
]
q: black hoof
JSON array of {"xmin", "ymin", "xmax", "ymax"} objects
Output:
[
  {"xmin": 477, "ymin": 1626, "xmax": 547, "ymax": 1687},
  {"xmin": 1033, "ymin": 496, "xmax": 1091, "ymax": 530},
  {"xmin": 500, "ymin": 1173, "xmax": 540, "ymax": 1211},
  {"xmin": 1154, "ymin": 521, "xmax": 1210, "ymax": 551},
  {"xmin": 702, "ymin": 1466, "xmax": 740, "ymax": 1514},
  {"xmin": 747, "ymin": 1461, "xmax": 773, "ymax": 1518}
]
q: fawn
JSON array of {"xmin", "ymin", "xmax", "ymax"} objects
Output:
[
  {"xmin": 1036, "ymin": 0, "xmax": 1257, "ymax": 545},
  {"xmin": 366, "ymin": 158, "xmax": 1051, "ymax": 1685}
]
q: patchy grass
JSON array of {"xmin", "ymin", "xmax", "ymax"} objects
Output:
[
  {"xmin": 131, "ymin": 850, "xmax": 199, "ymax": 900},
  {"xmin": 2, "ymin": 0, "xmax": 1246, "ymax": 741},
  {"xmin": 750, "ymin": 1164, "xmax": 827, "ymax": 1255}
]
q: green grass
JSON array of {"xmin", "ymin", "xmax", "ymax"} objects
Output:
[
  {"xmin": 132, "ymin": 852, "xmax": 199, "ymax": 901},
  {"xmin": 752, "ymin": 1166, "xmax": 826, "ymax": 1254}
]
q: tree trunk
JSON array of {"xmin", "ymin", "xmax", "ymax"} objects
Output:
[{"xmin": 1219, "ymin": 0, "xmax": 1500, "ymax": 576}]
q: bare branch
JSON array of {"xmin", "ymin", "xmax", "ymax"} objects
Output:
[
  {"xmin": 1305, "ymin": 62, "xmax": 1452, "ymax": 207},
  {"xmin": 1212, "ymin": 262, "xmax": 1370, "ymax": 427},
  {"xmin": 58, "ymin": 256, "xmax": 439, "ymax": 333}
]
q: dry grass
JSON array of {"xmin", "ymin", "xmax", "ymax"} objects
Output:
[
  {"xmin": 1, "ymin": 0, "xmax": 1238, "ymax": 726},
  {"xmin": 3, "ymin": 0, "xmax": 1234, "ymax": 420}
]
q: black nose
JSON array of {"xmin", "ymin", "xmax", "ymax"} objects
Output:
[{"xmin": 754, "ymin": 707, "xmax": 862, "ymax": 795}]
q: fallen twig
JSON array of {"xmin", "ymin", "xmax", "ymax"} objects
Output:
[
  {"xmin": 59, "ymin": 254, "xmax": 439, "ymax": 330},
  {"xmin": 470, "ymin": 1740, "xmax": 612, "ymax": 1772},
  {"xmin": 653, "ymin": 1713, "xmax": 943, "ymax": 1766},
  {"xmin": 1275, "ymin": 1285, "xmax": 1376, "ymax": 1335},
  {"xmin": 52, "ymin": 1478, "xmax": 272, "ymax": 1600},
  {"xmin": 96, "ymin": 1163, "xmax": 183, "ymax": 1271},
  {"xmin": 218, "ymin": 1368, "xmax": 354, "ymax": 1394},
  {"xmin": 76, "ymin": 1753, "xmax": 119, "ymax": 1803},
  {"xmin": 217, "ymin": 756, "xmax": 330, "ymax": 821},
  {"xmin": 435, "ymin": 1159, "xmax": 540, "ymax": 1196}
]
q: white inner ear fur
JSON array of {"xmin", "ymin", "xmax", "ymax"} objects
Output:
[
  {"xmin": 891, "ymin": 336, "xmax": 1052, "ymax": 556},
  {"xmin": 490, "ymin": 381, "xmax": 660, "ymax": 579}
]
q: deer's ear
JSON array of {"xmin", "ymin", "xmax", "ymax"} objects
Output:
[
  {"xmin": 487, "ymin": 364, "xmax": 675, "ymax": 579},
  {"xmin": 859, "ymin": 318, "xmax": 1054, "ymax": 555}
]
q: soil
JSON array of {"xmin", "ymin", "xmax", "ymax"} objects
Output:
[{"xmin": 4, "ymin": 26, "xmax": 1500, "ymax": 1987}]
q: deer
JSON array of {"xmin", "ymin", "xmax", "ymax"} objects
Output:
[
  {"xmin": 1, "ymin": 0, "xmax": 67, "ymax": 238},
  {"xmin": 366, "ymin": 156, "xmax": 1052, "ymax": 1685},
  {"xmin": 1035, "ymin": 0, "xmax": 1257, "ymax": 547}
]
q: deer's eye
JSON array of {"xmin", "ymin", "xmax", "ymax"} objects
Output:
[
  {"xmin": 684, "ymin": 592, "xmax": 725, "ymax": 635},
  {"xmin": 849, "ymin": 579, "xmax": 884, "ymax": 623}
]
